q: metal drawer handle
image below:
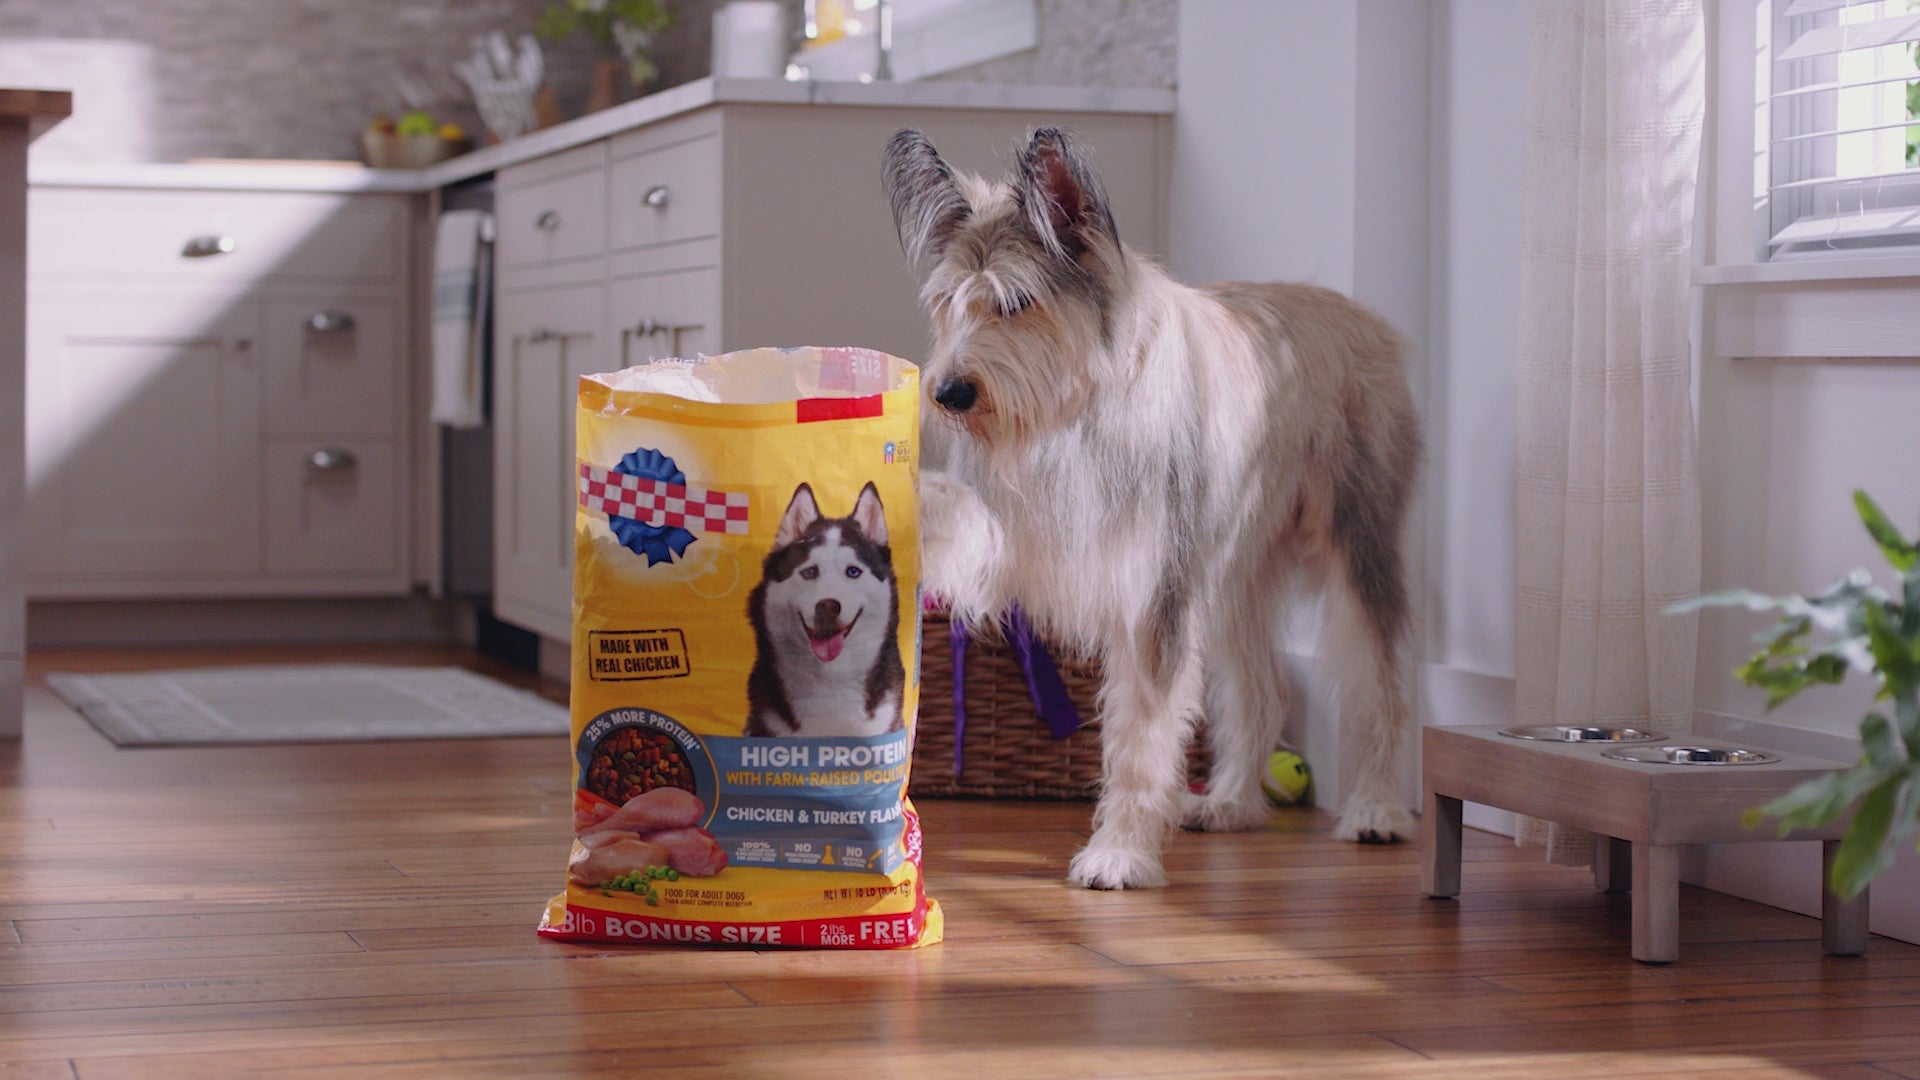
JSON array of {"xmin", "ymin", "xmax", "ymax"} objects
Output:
[
  {"xmin": 632, "ymin": 318, "xmax": 699, "ymax": 337},
  {"xmin": 529, "ymin": 327, "xmax": 561, "ymax": 343},
  {"xmin": 182, "ymin": 235, "xmax": 236, "ymax": 258},
  {"xmin": 306, "ymin": 447, "xmax": 358, "ymax": 472},
  {"xmin": 535, "ymin": 210, "xmax": 560, "ymax": 231},
  {"xmin": 643, "ymin": 185, "xmax": 670, "ymax": 209},
  {"xmin": 306, "ymin": 310, "xmax": 356, "ymax": 333}
]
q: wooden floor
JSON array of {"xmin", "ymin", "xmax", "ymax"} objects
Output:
[{"xmin": 6, "ymin": 645, "xmax": 1920, "ymax": 1079}]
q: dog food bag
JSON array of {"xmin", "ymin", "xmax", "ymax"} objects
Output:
[{"xmin": 539, "ymin": 346, "xmax": 941, "ymax": 949}]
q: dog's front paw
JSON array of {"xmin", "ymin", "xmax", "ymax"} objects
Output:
[
  {"xmin": 1067, "ymin": 843, "xmax": 1166, "ymax": 890},
  {"xmin": 1181, "ymin": 789, "xmax": 1273, "ymax": 833},
  {"xmin": 918, "ymin": 470, "xmax": 1003, "ymax": 617},
  {"xmin": 1333, "ymin": 799, "xmax": 1415, "ymax": 845},
  {"xmin": 918, "ymin": 470, "xmax": 967, "ymax": 549}
]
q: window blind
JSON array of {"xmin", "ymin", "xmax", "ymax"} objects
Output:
[{"xmin": 1767, "ymin": 0, "xmax": 1920, "ymax": 251}]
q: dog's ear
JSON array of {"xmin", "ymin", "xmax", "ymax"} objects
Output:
[
  {"xmin": 850, "ymin": 482, "xmax": 888, "ymax": 545},
  {"xmin": 775, "ymin": 484, "xmax": 821, "ymax": 548},
  {"xmin": 1017, "ymin": 127, "xmax": 1118, "ymax": 263},
  {"xmin": 883, "ymin": 129, "xmax": 969, "ymax": 276}
]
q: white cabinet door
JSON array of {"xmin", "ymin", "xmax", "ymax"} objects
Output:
[
  {"xmin": 26, "ymin": 296, "xmax": 264, "ymax": 586},
  {"xmin": 264, "ymin": 438, "xmax": 401, "ymax": 579},
  {"xmin": 493, "ymin": 283, "xmax": 605, "ymax": 640},
  {"xmin": 607, "ymin": 267, "xmax": 721, "ymax": 365},
  {"xmin": 263, "ymin": 298, "xmax": 399, "ymax": 437}
]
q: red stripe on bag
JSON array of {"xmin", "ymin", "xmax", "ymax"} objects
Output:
[
  {"xmin": 537, "ymin": 903, "xmax": 933, "ymax": 949},
  {"xmin": 796, "ymin": 395, "xmax": 883, "ymax": 423}
]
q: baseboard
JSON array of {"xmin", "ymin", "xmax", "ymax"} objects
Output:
[{"xmin": 27, "ymin": 596, "xmax": 470, "ymax": 649}]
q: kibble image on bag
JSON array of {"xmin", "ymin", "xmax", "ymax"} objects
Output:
[{"xmin": 538, "ymin": 346, "xmax": 941, "ymax": 949}]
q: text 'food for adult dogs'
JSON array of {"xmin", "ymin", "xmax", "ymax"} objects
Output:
[{"xmin": 538, "ymin": 347, "xmax": 941, "ymax": 949}]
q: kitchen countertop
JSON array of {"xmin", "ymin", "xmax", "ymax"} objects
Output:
[
  {"xmin": 26, "ymin": 76, "xmax": 1176, "ymax": 194},
  {"xmin": 0, "ymin": 88, "xmax": 72, "ymax": 142}
]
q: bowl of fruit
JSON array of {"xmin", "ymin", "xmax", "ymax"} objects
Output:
[{"xmin": 362, "ymin": 110, "xmax": 470, "ymax": 169}]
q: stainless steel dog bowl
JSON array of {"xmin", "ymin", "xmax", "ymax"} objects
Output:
[
  {"xmin": 1601, "ymin": 744, "xmax": 1783, "ymax": 766},
  {"xmin": 1499, "ymin": 724, "xmax": 1667, "ymax": 743}
]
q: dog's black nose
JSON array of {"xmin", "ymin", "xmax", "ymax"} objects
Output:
[
  {"xmin": 816, "ymin": 599, "xmax": 841, "ymax": 621},
  {"xmin": 933, "ymin": 378, "xmax": 978, "ymax": 413}
]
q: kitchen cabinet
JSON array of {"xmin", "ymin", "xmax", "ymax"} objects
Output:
[
  {"xmin": 488, "ymin": 103, "xmax": 1169, "ymax": 647},
  {"xmin": 492, "ymin": 283, "xmax": 606, "ymax": 641},
  {"xmin": 26, "ymin": 296, "xmax": 264, "ymax": 581},
  {"xmin": 24, "ymin": 187, "xmax": 414, "ymax": 598}
]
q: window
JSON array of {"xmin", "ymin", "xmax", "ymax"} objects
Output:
[{"xmin": 1763, "ymin": 0, "xmax": 1920, "ymax": 258}]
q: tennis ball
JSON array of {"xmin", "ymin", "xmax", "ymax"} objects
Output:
[{"xmin": 1262, "ymin": 750, "xmax": 1311, "ymax": 805}]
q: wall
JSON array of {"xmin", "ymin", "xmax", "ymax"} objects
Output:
[
  {"xmin": 0, "ymin": 0, "xmax": 765, "ymax": 165},
  {"xmin": 0, "ymin": 0, "xmax": 615, "ymax": 163},
  {"xmin": 1683, "ymin": 0, "xmax": 1920, "ymax": 944},
  {"xmin": 0, "ymin": 0, "xmax": 1174, "ymax": 166},
  {"xmin": 935, "ymin": 0, "xmax": 1176, "ymax": 89}
]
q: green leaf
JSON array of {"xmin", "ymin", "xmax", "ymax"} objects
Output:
[
  {"xmin": 1754, "ymin": 761, "xmax": 1893, "ymax": 834},
  {"xmin": 1828, "ymin": 774, "xmax": 1905, "ymax": 899},
  {"xmin": 1860, "ymin": 712, "xmax": 1905, "ymax": 766},
  {"xmin": 535, "ymin": 7, "xmax": 578, "ymax": 41},
  {"xmin": 1856, "ymin": 490, "xmax": 1919, "ymax": 574},
  {"xmin": 1737, "ymin": 642, "xmax": 1849, "ymax": 710},
  {"xmin": 1865, "ymin": 601, "xmax": 1920, "ymax": 700}
]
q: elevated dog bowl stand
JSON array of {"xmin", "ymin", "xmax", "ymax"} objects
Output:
[{"xmin": 1420, "ymin": 724, "xmax": 1866, "ymax": 964}]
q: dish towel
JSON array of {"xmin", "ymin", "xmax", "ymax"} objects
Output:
[{"xmin": 430, "ymin": 209, "xmax": 493, "ymax": 428}]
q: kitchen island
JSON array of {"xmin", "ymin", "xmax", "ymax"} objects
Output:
[{"xmin": 2, "ymin": 88, "xmax": 69, "ymax": 737}]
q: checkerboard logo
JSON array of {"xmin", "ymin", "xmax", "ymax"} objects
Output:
[{"xmin": 578, "ymin": 448, "xmax": 749, "ymax": 567}]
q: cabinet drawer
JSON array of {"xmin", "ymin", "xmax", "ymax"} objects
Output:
[
  {"xmin": 608, "ymin": 135, "xmax": 721, "ymax": 252},
  {"xmin": 608, "ymin": 267, "xmax": 721, "ymax": 365},
  {"xmin": 265, "ymin": 439, "xmax": 401, "ymax": 576},
  {"xmin": 497, "ymin": 159, "xmax": 608, "ymax": 271},
  {"xmin": 265, "ymin": 300, "xmax": 399, "ymax": 437},
  {"xmin": 29, "ymin": 189, "xmax": 406, "ymax": 285}
]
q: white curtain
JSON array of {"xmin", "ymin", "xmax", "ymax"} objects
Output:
[{"xmin": 1514, "ymin": 0, "xmax": 1705, "ymax": 864}]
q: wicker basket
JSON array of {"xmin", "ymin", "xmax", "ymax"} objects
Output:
[{"xmin": 909, "ymin": 610, "xmax": 1209, "ymax": 799}]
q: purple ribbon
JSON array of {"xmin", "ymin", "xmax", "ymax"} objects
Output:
[{"xmin": 946, "ymin": 603, "xmax": 1083, "ymax": 776}]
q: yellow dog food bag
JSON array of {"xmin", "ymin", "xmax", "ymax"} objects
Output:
[{"xmin": 539, "ymin": 347, "xmax": 941, "ymax": 948}]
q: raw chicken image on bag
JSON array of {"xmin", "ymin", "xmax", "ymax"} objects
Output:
[{"xmin": 539, "ymin": 346, "xmax": 942, "ymax": 949}]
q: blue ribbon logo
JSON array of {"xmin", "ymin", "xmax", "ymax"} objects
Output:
[{"xmin": 608, "ymin": 448, "xmax": 697, "ymax": 566}]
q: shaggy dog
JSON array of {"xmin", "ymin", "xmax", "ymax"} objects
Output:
[{"xmin": 884, "ymin": 126, "xmax": 1420, "ymax": 889}]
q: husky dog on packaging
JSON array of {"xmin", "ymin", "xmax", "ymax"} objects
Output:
[
  {"xmin": 746, "ymin": 482, "xmax": 906, "ymax": 738},
  {"xmin": 884, "ymin": 126, "xmax": 1421, "ymax": 889}
]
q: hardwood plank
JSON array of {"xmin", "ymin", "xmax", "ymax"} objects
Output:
[
  {"xmin": 12, "ymin": 901, "xmax": 548, "ymax": 943},
  {"xmin": 69, "ymin": 1033, "xmax": 1409, "ymax": 1080},
  {"xmin": 1382, "ymin": 1006, "xmax": 1920, "ymax": 1058},
  {"xmin": 0, "ymin": 1064, "xmax": 74, "ymax": 1080},
  {"xmin": 0, "ymin": 932, "xmax": 368, "ymax": 966}
]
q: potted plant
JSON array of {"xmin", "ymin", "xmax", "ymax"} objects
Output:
[
  {"xmin": 1679, "ymin": 491, "xmax": 1920, "ymax": 898},
  {"xmin": 537, "ymin": 0, "xmax": 673, "ymax": 110}
]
